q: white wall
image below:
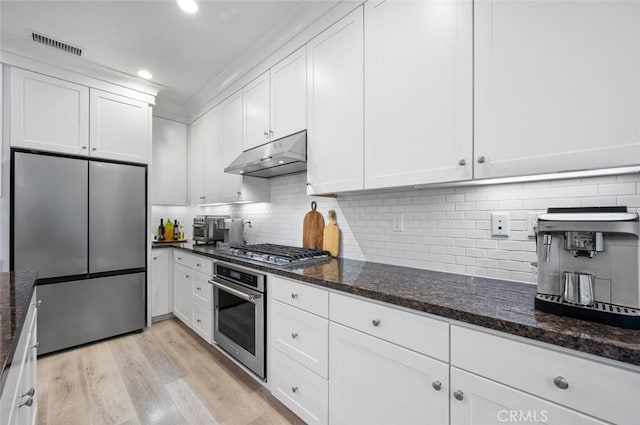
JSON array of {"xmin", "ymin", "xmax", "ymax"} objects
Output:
[{"xmin": 152, "ymin": 171, "xmax": 640, "ymax": 284}]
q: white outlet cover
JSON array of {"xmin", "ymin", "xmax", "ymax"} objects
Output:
[{"xmin": 491, "ymin": 212, "xmax": 510, "ymax": 236}]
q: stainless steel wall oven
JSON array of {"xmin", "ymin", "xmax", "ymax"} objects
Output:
[{"xmin": 211, "ymin": 262, "xmax": 266, "ymax": 379}]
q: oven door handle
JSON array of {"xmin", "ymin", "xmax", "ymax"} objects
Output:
[{"xmin": 210, "ymin": 279, "xmax": 261, "ymax": 301}]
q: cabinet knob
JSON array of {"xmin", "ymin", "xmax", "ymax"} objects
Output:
[
  {"xmin": 196, "ymin": 287, "xmax": 201, "ymax": 291},
  {"xmin": 185, "ymin": 275, "xmax": 190, "ymax": 279},
  {"xmin": 269, "ymin": 130, "xmax": 274, "ymax": 136},
  {"xmin": 372, "ymin": 319, "xmax": 381, "ymax": 327},
  {"xmin": 18, "ymin": 397, "xmax": 34, "ymax": 408},
  {"xmin": 477, "ymin": 156, "xmax": 486, "ymax": 164},
  {"xmin": 291, "ymin": 332, "xmax": 299, "ymax": 339},
  {"xmin": 291, "ymin": 386, "xmax": 299, "ymax": 393},
  {"xmin": 153, "ymin": 256, "xmax": 158, "ymax": 260},
  {"xmin": 178, "ymin": 257, "xmax": 182, "ymax": 260},
  {"xmin": 34, "ymin": 300, "xmax": 42, "ymax": 308},
  {"xmin": 196, "ymin": 263, "xmax": 201, "ymax": 267},
  {"xmin": 21, "ymin": 387, "xmax": 35, "ymax": 398},
  {"xmin": 200, "ymin": 196, "xmax": 206, "ymax": 200},
  {"xmin": 264, "ymin": 131, "xmax": 269, "ymax": 136},
  {"xmin": 553, "ymin": 376, "xmax": 569, "ymax": 390},
  {"xmin": 458, "ymin": 159, "xmax": 467, "ymax": 166},
  {"xmin": 30, "ymin": 341, "xmax": 39, "ymax": 350},
  {"xmin": 432, "ymin": 381, "xmax": 442, "ymax": 391},
  {"xmin": 92, "ymin": 147, "xmax": 97, "ymax": 151},
  {"xmin": 453, "ymin": 390, "xmax": 464, "ymax": 401},
  {"xmin": 291, "ymin": 293, "xmax": 298, "ymax": 299},
  {"xmin": 196, "ymin": 319, "xmax": 201, "ymax": 323},
  {"xmin": 81, "ymin": 145, "xmax": 87, "ymax": 150}
]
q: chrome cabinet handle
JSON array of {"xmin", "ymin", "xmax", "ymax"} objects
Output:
[
  {"xmin": 453, "ymin": 390, "xmax": 464, "ymax": 401},
  {"xmin": 372, "ymin": 319, "xmax": 381, "ymax": 327},
  {"xmin": 291, "ymin": 386, "xmax": 298, "ymax": 393},
  {"xmin": 92, "ymin": 147, "xmax": 97, "ymax": 151},
  {"xmin": 477, "ymin": 156, "xmax": 486, "ymax": 164},
  {"xmin": 432, "ymin": 381, "xmax": 442, "ymax": 391},
  {"xmin": 21, "ymin": 387, "xmax": 35, "ymax": 398},
  {"xmin": 269, "ymin": 130, "xmax": 274, "ymax": 136},
  {"xmin": 30, "ymin": 342, "xmax": 39, "ymax": 350},
  {"xmin": 34, "ymin": 300, "xmax": 42, "ymax": 308},
  {"xmin": 153, "ymin": 256, "xmax": 158, "ymax": 260},
  {"xmin": 553, "ymin": 376, "xmax": 569, "ymax": 390},
  {"xmin": 81, "ymin": 145, "xmax": 87, "ymax": 150},
  {"xmin": 18, "ymin": 397, "xmax": 33, "ymax": 408},
  {"xmin": 291, "ymin": 293, "xmax": 298, "ymax": 299},
  {"xmin": 458, "ymin": 159, "xmax": 466, "ymax": 166},
  {"xmin": 291, "ymin": 332, "xmax": 299, "ymax": 339},
  {"xmin": 264, "ymin": 131, "xmax": 269, "ymax": 136}
]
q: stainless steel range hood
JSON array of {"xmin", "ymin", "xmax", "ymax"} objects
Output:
[{"xmin": 224, "ymin": 130, "xmax": 306, "ymax": 178}]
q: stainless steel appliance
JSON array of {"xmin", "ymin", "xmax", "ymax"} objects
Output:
[
  {"xmin": 11, "ymin": 150, "xmax": 147, "ymax": 354},
  {"xmin": 535, "ymin": 207, "xmax": 640, "ymax": 328},
  {"xmin": 224, "ymin": 130, "xmax": 306, "ymax": 178},
  {"xmin": 226, "ymin": 243, "xmax": 330, "ymax": 266},
  {"xmin": 211, "ymin": 262, "xmax": 265, "ymax": 379},
  {"xmin": 193, "ymin": 215, "xmax": 228, "ymax": 244}
]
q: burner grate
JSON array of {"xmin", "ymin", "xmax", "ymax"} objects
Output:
[{"xmin": 228, "ymin": 243, "xmax": 330, "ymax": 265}]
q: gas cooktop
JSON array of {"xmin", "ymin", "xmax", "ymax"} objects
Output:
[{"xmin": 226, "ymin": 243, "xmax": 331, "ymax": 266}]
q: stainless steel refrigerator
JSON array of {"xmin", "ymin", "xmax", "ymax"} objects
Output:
[{"xmin": 12, "ymin": 150, "xmax": 146, "ymax": 355}]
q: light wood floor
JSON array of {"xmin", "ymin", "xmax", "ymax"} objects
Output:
[{"xmin": 36, "ymin": 318, "xmax": 305, "ymax": 425}]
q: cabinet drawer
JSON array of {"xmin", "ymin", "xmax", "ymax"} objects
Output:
[
  {"xmin": 192, "ymin": 272, "xmax": 213, "ymax": 308},
  {"xmin": 451, "ymin": 325, "xmax": 640, "ymax": 425},
  {"xmin": 272, "ymin": 349, "xmax": 328, "ymax": 425},
  {"xmin": 271, "ymin": 275, "xmax": 328, "ymax": 317},
  {"xmin": 330, "ymin": 292, "xmax": 449, "ymax": 362},
  {"xmin": 272, "ymin": 300, "xmax": 328, "ymax": 378},
  {"xmin": 174, "ymin": 252, "xmax": 213, "ymax": 274},
  {"xmin": 192, "ymin": 300, "xmax": 212, "ymax": 344}
]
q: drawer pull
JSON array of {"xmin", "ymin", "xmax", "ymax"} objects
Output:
[
  {"xmin": 291, "ymin": 293, "xmax": 298, "ymax": 299},
  {"xmin": 153, "ymin": 256, "xmax": 158, "ymax": 260},
  {"xmin": 291, "ymin": 332, "xmax": 299, "ymax": 339},
  {"xmin": 553, "ymin": 376, "xmax": 569, "ymax": 390},
  {"xmin": 453, "ymin": 390, "xmax": 464, "ymax": 401},
  {"xmin": 432, "ymin": 381, "xmax": 442, "ymax": 391},
  {"xmin": 21, "ymin": 388, "xmax": 35, "ymax": 398},
  {"xmin": 372, "ymin": 319, "xmax": 381, "ymax": 327},
  {"xmin": 291, "ymin": 386, "xmax": 299, "ymax": 393},
  {"xmin": 197, "ymin": 263, "xmax": 201, "ymax": 267},
  {"xmin": 196, "ymin": 319, "xmax": 202, "ymax": 323},
  {"xmin": 178, "ymin": 257, "xmax": 182, "ymax": 260},
  {"xmin": 18, "ymin": 397, "xmax": 33, "ymax": 408},
  {"xmin": 196, "ymin": 287, "xmax": 201, "ymax": 291},
  {"xmin": 30, "ymin": 342, "xmax": 39, "ymax": 350},
  {"xmin": 186, "ymin": 275, "xmax": 190, "ymax": 279}
]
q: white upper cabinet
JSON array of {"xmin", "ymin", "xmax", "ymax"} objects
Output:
[
  {"xmin": 10, "ymin": 68, "xmax": 89, "ymax": 155},
  {"xmin": 474, "ymin": 0, "xmax": 640, "ymax": 179},
  {"xmin": 189, "ymin": 108, "xmax": 221, "ymax": 205},
  {"xmin": 364, "ymin": 0, "xmax": 473, "ymax": 189},
  {"xmin": 243, "ymin": 71, "xmax": 271, "ymax": 151},
  {"xmin": 220, "ymin": 91, "xmax": 245, "ymax": 201},
  {"xmin": 243, "ymin": 47, "xmax": 308, "ymax": 151},
  {"xmin": 306, "ymin": 6, "xmax": 364, "ymax": 195},
  {"xmin": 152, "ymin": 117, "xmax": 187, "ymax": 205},
  {"xmin": 90, "ymin": 89, "xmax": 150, "ymax": 164},
  {"xmin": 270, "ymin": 47, "xmax": 307, "ymax": 141}
]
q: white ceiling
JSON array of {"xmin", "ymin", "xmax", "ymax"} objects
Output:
[{"xmin": 0, "ymin": 0, "xmax": 336, "ymax": 108}]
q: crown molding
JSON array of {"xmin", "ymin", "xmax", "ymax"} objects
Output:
[{"xmin": 0, "ymin": 32, "xmax": 165, "ymax": 104}]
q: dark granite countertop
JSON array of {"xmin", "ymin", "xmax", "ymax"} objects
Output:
[
  {"xmin": 154, "ymin": 242, "xmax": 640, "ymax": 368},
  {"xmin": 0, "ymin": 271, "xmax": 38, "ymax": 393}
]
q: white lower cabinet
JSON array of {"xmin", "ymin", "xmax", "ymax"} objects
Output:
[
  {"xmin": 329, "ymin": 322, "xmax": 449, "ymax": 425},
  {"xmin": 151, "ymin": 249, "xmax": 171, "ymax": 318},
  {"xmin": 1, "ymin": 291, "xmax": 38, "ymax": 425},
  {"xmin": 450, "ymin": 368, "xmax": 607, "ymax": 425},
  {"xmin": 172, "ymin": 252, "xmax": 214, "ymax": 342}
]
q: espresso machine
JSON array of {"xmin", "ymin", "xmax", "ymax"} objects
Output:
[{"xmin": 535, "ymin": 207, "xmax": 640, "ymax": 329}]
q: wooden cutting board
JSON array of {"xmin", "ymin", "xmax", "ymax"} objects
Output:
[
  {"xmin": 303, "ymin": 201, "xmax": 324, "ymax": 249},
  {"xmin": 323, "ymin": 209, "xmax": 340, "ymax": 257}
]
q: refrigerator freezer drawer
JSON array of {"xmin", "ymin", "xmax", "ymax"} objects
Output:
[{"xmin": 37, "ymin": 272, "xmax": 145, "ymax": 354}]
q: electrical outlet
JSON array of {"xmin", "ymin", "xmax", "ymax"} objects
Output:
[
  {"xmin": 392, "ymin": 214, "xmax": 404, "ymax": 232},
  {"xmin": 491, "ymin": 212, "xmax": 510, "ymax": 236},
  {"xmin": 527, "ymin": 212, "xmax": 539, "ymax": 237}
]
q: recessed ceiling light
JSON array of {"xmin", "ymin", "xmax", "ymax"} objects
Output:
[
  {"xmin": 137, "ymin": 70, "xmax": 153, "ymax": 79},
  {"xmin": 177, "ymin": 0, "xmax": 198, "ymax": 13}
]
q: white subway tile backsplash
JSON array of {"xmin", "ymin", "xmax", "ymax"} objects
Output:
[{"xmin": 155, "ymin": 171, "xmax": 639, "ymax": 285}]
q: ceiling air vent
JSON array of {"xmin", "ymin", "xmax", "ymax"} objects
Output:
[{"xmin": 31, "ymin": 32, "xmax": 82, "ymax": 56}]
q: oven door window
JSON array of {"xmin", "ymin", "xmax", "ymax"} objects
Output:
[{"xmin": 217, "ymin": 288, "xmax": 256, "ymax": 355}]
